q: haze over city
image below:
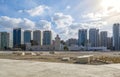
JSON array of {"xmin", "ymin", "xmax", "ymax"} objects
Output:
[{"xmin": 0, "ymin": 0, "xmax": 120, "ymax": 40}]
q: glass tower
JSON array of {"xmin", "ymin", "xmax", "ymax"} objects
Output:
[
  {"xmin": 13, "ymin": 28, "xmax": 21, "ymax": 48},
  {"xmin": 24, "ymin": 30, "xmax": 31, "ymax": 44},
  {"xmin": 43, "ymin": 31, "xmax": 52, "ymax": 45},
  {"xmin": 78, "ymin": 29, "xmax": 87, "ymax": 46}
]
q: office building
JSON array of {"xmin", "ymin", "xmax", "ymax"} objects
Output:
[
  {"xmin": 113, "ymin": 23, "xmax": 120, "ymax": 50},
  {"xmin": 66, "ymin": 38, "xmax": 78, "ymax": 46},
  {"xmin": 100, "ymin": 31, "xmax": 107, "ymax": 47},
  {"xmin": 13, "ymin": 28, "xmax": 21, "ymax": 48},
  {"xmin": 43, "ymin": 30, "xmax": 52, "ymax": 45},
  {"xmin": 107, "ymin": 37, "xmax": 113, "ymax": 50},
  {"xmin": 89, "ymin": 28, "xmax": 99, "ymax": 47},
  {"xmin": 33, "ymin": 30, "xmax": 42, "ymax": 45},
  {"xmin": 24, "ymin": 30, "xmax": 32, "ymax": 44},
  {"xmin": 0, "ymin": 32, "xmax": 9, "ymax": 50},
  {"xmin": 78, "ymin": 29, "xmax": 87, "ymax": 46},
  {"xmin": 0, "ymin": 32, "xmax": 1, "ymax": 49}
]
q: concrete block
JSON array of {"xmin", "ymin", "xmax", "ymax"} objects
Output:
[
  {"xmin": 75, "ymin": 55, "xmax": 93, "ymax": 64},
  {"xmin": 61, "ymin": 57, "xmax": 70, "ymax": 61}
]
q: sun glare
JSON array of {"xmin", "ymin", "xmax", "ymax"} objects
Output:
[{"xmin": 101, "ymin": 0, "xmax": 120, "ymax": 11}]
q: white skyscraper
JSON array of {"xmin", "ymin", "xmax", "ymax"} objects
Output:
[
  {"xmin": 100, "ymin": 31, "xmax": 107, "ymax": 47},
  {"xmin": 89, "ymin": 28, "xmax": 99, "ymax": 47},
  {"xmin": 33, "ymin": 30, "xmax": 42, "ymax": 45}
]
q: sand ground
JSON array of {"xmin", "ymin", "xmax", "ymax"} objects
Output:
[{"xmin": 0, "ymin": 59, "xmax": 120, "ymax": 77}]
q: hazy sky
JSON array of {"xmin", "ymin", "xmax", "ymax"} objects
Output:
[{"xmin": 0, "ymin": 0, "xmax": 120, "ymax": 40}]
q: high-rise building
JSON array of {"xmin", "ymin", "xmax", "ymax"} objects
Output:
[
  {"xmin": 0, "ymin": 32, "xmax": 1, "ymax": 49},
  {"xmin": 89, "ymin": 28, "xmax": 99, "ymax": 47},
  {"xmin": 13, "ymin": 28, "xmax": 21, "ymax": 48},
  {"xmin": 54, "ymin": 35, "xmax": 61, "ymax": 50},
  {"xmin": 33, "ymin": 30, "xmax": 42, "ymax": 45},
  {"xmin": 100, "ymin": 31, "xmax": 107, "ymax": 47},
  {"xmin": 24, "ymin": 30, "xmax": 32, "ymax": 44},
  {"xmin": 66, "ymin": 38, "xmax": 78, "ymax": 46},
  {"xmin": 113, "ymin": 23, "xmax": 120, "ymax": 50},
  {"xmin": 43, "ymin": 30, "xmax": 52, "ymax": 45},
  {"xmin": 78, "ymin": 29, "xmax": 87, "ymax": 46},
  {"xmin": 0, "ymin": 32, "xmax": 9, "ymax": 50},
  {"xmin": 107, "ymin": 37, "xmax": 113, "ymax": 50}
]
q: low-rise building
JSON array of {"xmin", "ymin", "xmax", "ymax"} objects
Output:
[
  {"xmin": 26, "ymin": 43, "xmax": 54, "ymax": 51},
  {"xmin": 87, "ymin": 47, "xmax": 107, "ymax": 51}
]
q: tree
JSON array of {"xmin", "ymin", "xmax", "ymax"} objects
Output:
[{"xmin": 64, "ymin": 46, "xmax": 69, "ymax": 51}]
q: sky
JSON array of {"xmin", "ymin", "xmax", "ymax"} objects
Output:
[{"xmin": 0, "ymin": 0, "xmax": 120, "ymax": 40}]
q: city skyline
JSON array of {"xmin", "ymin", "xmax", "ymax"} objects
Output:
[
  {"xmin": 0, "ymin": 1, "xmax": 120, "ymax": 77},
  {"xmin": 0, "ymin": 0, "xmax": 120, "ymax": 40},
  {"xmin": 0, "ymin": 25, "xmax": 118, "ymax": 50}
]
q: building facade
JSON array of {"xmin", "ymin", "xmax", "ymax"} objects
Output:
[
  {"xmin": 89, "ymin": 28, "xmax": 99, "ymax": 47},
  {"xmin": 66, "ymin": 38, "xmax": 78, "ymax": 46},
  {"xmin": 43, "ymin": 31, "xmax": 52, "ymax": 45},
  {"xmin": 24, "ymin": 30, "xmax": 32, "ymax": 44},
  {"xmin": 78, "ymin": 29, "xmax": 87, "ymax": 46},
  {"xmin": 113, "ymin": 23, "xmax": 120, "ymax": 50},
  {"xmin": 54, "ymin": 35, "xmax": 61, "ymax": 50},
  {"xmin": 107, "ymin": 37, "xmax": 113, "ymax": 50},
  {"xmin": 100, "ymin": 31, "xmax": 107, "ymax": 47},
  {"xmin": 13, "ymin": 28, "xmax": 21, "ymax": 48},
  {"xmin": 33, "ymin": 30, "xmax": 42, "ymax": 45},
  {"xmin": 0, "ymin": 32, "xmax": 9, "ymax": 50}
]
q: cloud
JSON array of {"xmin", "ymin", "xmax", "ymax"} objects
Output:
[
  {"xmin": 52, "ymin": 13, "xmax": 107, "ymax": 40},
  {"xmin": 18, "ymin": 10, "xmax": 23, "ymax": 13},
  {"xmin": 82, "ymin": 12, "xmax": 108, "ymax": 21},
  {"xmin": 19, "ymin": 18, "xmax": 35, "ymax": 29},
  {"xmin": 52, "ymin": 13, "xmax": 75, "ymax": 40},
  {"xmin": 0, "ymin": 16, "xmax": 109, "ymax": 41},
  {"xmin": 36, "ymin": 20, "xmax": 51, "ymax": 30},
  {"xmin": 0, "ymin": 16, "xmax": 21, "ymax": 28},
  {"xmin": 56, "ymin": 22, "xmax": 88, "ymax": 40},
  {"xmin": 19, "ymin": 5, "xmax": 50, "ymax": 16},
  {"xmin": 66, "ymin": 5, "xmax": 71, "ymax": 9},
  {"xmin": 0, "ymin": 16, "xmax": 57, "ymax": 42},
  {"xmin": 0, "ymin": 16, "xmax": 53, "ymax": 31},
  {"xmin": 52, "ymin": 12, "xmax": 108, "ymax": 40},
  {"xmin": 101, "ymin": 0, "xmax": 120, "ymax": 12},
  {"xmin": 52, "ymin": 13, "xmax": 74, "ymax": 28},
  {"xmin": 80, "ymin": 0, "xmax": 120, "ymax": 37},
  {"xmin": 0, "ymin": 16, "xmax": 35, "ymax": 30},
  {"xmin": 35, "ymin": 20, "xmax": 56, "ymax": 39},
  {"xmin": 82, "ymin": 0, "xmax": 120, "ymax": 22}
]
